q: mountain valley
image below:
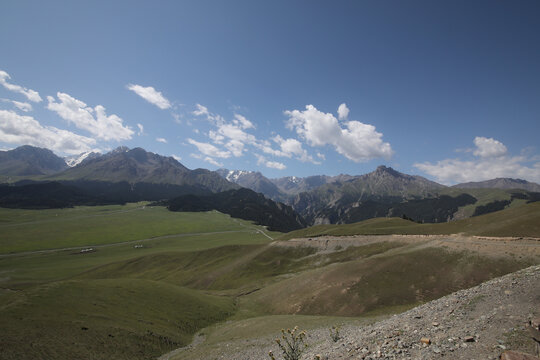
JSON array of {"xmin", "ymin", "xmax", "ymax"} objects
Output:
[{"xmin": 1, "ymin": 145, "xmax": 539, "ymax": 360}]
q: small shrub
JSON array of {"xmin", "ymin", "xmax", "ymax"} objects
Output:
[
  {"xmin": 329, "ymin": 325, "xmax": 340, "ymax": 342},
  {"xmin": 268, "ymin": 326, "xmax": 308, "ymax": 360}
]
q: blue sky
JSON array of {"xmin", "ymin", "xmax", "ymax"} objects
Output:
[{"xmin": 1, "ymin": 0, "xmax": 539, "ymax": 184}]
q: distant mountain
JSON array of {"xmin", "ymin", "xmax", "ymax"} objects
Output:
[
  {"xmin": 0, "ymin": 145, "xmax": 68, "ymax": 176},
  {"xmin": 271, "ymin": 174, "xmax": 354, "ymax": 195},
  {"xmin": 64, "ymin": 151, "xmax": 101, "ymax": 167},
  {"xmin": 50, "ymin": 147, "xmax": 238, "ymax": 193},
  {"xmin": 292, "ymin": 166, "xmax": 448, "ymax": 224},
  {"xmin": 216, "ymin": 169, "xmax": 286, "ymax": 201},
  {"xmin": 167, "ymin": 188, "xmax": 307, "ymax": 233},
  {"xmin": 453, "ymin": 178, "xmax": 540, "ymax": 192},
  {"xmin": 216, "ymin": 169, "xmax": 354, "ymax": 202}
]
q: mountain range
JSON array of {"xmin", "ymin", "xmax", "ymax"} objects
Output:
[{"xmin": 1, "ymin": 145, "xmax": 539, "ymax": 229}]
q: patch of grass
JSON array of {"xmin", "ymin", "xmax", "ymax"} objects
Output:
[
  {"xmin": 0, "ymin": 279, "xmax": 235, "ymax": 360},
  {"xmin": 464, "ymin": 294, "xmax": 486, "ymax": 311}
]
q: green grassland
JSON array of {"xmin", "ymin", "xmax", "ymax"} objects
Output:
[
  {"xmin": 0, "ymin": 203, "xmax": 281, "ymax": 254},
  {"xmin": 1, "ymin": 202, "xmax": 538, "ymax": 360}
]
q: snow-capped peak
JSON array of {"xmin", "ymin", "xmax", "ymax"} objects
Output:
[
  {"xmin": 64, "ymin": 151, "xmax": 101, "ymax": 167},
  {"xmin": 226, "ymin": 170, "xmax": 254, "ymax": 182}
]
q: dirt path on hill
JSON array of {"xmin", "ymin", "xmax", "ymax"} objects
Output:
[{"xmin": 274, "ymin": 234, "xmax": 540, "ymax": 259}]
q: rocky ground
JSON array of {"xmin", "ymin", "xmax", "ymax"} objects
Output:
[
  {"xmin": 169, "ymin": 264, "xmax": 540, "ymax": 360},
  {"xmin": 303, "ymin": 264, "xmax": 540, "ymax": 360}
]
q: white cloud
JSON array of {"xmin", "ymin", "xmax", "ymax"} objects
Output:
[
  {"xmin": 225, "ymin": 139, "xmax": 245, "ymax": 157},
  {"xmin": 255, "ymin": 153, "xmax": 286, "ymax": 170},
  {"xmin": 193, "ymin": 103, "xmax": 210, "ymax": 117},
  {"xmin": 156, "ymin": 137, "xmax": 167, "ymax": 143},
  {"xmin": 414, "ymin": 137, "xmax": 540, "ymax": 184},
  {"xmin": 233, "ymin": 114, "xmax": 254, "ymax": 129},
  {"xmin": 12, "ymin": 100, "xmax": 32, "ymax": 112},
  {"xmin": 137, "ymin": 123, "xmax": 144, "ymax": 136},
  {"xmin": 272, "ymin": 135, "xmax": 318, "ymax": 163},
  {"xmin": 472, "ymin": 136, "xmax": 507, "ymax": 158},
  {"xmin": 1, "ymin": 98, "xmax": 33, "ymax": 112},
  {"xmin": 266, "ymin": 160, "xmax": 286, "ymax": 170},
  {"xmin": 0, "ymin": 70, "xmax": 42, "ymax": 102},
  {"xmin": 127, "ymin": 84, "xmax": 171, "ymax": 110},
  {"xmin": 337, "ymin": 103, "xmax": 349, "ymax": 120},
  {"xmin": 192, "ymin": 103, "xmax": 224, "ymax": 124},
  {"xmin": 203, "ymin": 156, "xmax": 223, "ymax": 167},
  {"xmin": 285, "ymin": 104, "xmax": 393, "ymax": 162},
  {"xmin": 209, "ymin": 130, "xmax": 225, "ymax": 144},
  {"xmin": 195, "ymin": 106, "xmax": 258, "ymax": 158},
  {"xmin": 47, "ymin": 92, "xmax": 134, "ymax": 141},
  {"xmin": 171, "ymin": 154, "xmax": 182, "ymax": 161},
  {"xmin": 0, "ymin": 109, "xmax": 96, "ymax": 155},
  {"xmin": 187, "ymin": 138, "xmax": 231, "ymax": 158}
]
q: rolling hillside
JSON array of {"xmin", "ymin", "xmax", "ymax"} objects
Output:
[{"xmin": 279, "ymin": 200, "xmax": 540, "ymax": 240}]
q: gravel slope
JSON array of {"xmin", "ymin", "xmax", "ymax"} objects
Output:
[{"xmin": 170, "ymin": 264, "xmax": 540, "ymax": 360}]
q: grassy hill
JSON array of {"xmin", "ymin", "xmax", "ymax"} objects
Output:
[
  {"xmin": 279, "ymin": 201, "xmax": 540, "ymax": 240},
  {"xmin": 0, "ymin": 279, "xmax": 234, "ymax": 360}
]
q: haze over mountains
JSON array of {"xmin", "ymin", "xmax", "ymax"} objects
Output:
[{"xmin": 1, "ymin": 145, "xmax": 539, "ymax": 228}]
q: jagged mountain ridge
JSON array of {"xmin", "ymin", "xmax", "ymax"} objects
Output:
[
  {"xmin": 291, "ymin": 165, "xmax": 448, "ymax": 224},
  {"xmin": 48, "ymin": 147, "xmax": 238, "ymax": 193}
]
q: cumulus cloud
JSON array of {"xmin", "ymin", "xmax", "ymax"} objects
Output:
[
  {"xmin": 414, "ymin": 137, "xmax": 540, "ymax": 184},
  {"xmin": 171, "ymin": 154, "xmax": 182, "ymax": 161},
  {"xmin": 1, "ymin": 98, "xmax": 32, "ymax": 112},
  {"xmin": 187, "ymin": 138, "xmax": 231, "ymax": 158},
  {"xmin": 472, "ymin": 136, "xmax": 507, "ymax": 158},
  {"xmin": 189, "ymin": 104, "xmax": 318, "ymax": 167},
  {"xmin": 285, "ymin": 104, "xmax": 393, "ymax": 162},
  {"xmin": 127, "ymin": 84, "xmax": 171, "ymax": 110},
  {"xmin": 47, "ymin": 92, "xmax": 134, "ymax": 141},
  {"xmin": 0, "ymin": 70, "xmax": 42, "ymax": 102},
  {"xmin": 0, "ymin": 109, "xmax": 96, "ymax": 155},
  {"xmin": 337, "ymin": 103, "xmax": 349, "ymax": 120},
  {"xmin": 156, "ymin": 137, "xmax": 167, "ymax": 143},
  {"xmin": 272, "ymin": 135, "xmax": 318, "ymax": 163}
]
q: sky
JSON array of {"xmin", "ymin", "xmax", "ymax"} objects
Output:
[{"xmin": 1, "ymin": 0, "xmax": 539, "ymax": 184}]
